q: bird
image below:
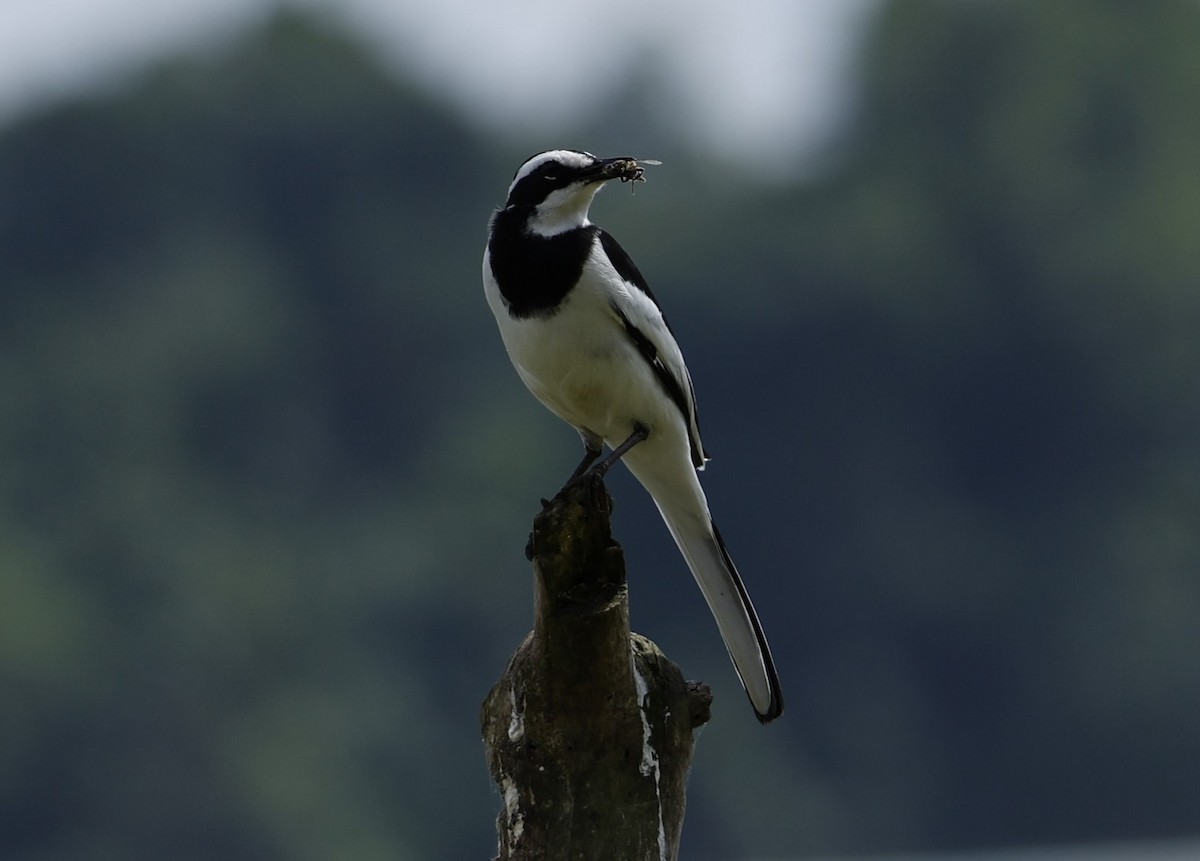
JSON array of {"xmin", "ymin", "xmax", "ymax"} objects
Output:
[{"xmin": 482, "ymin": 149, "xmax": 783, "ymax": 723}]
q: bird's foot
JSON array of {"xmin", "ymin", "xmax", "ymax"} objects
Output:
[{"xmin": 586, "ymin": 423, "xmax": 649, "ymax": 481}]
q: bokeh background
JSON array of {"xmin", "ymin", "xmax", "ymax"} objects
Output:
[{"xmin": 2, "ymin": 2, "xmax": 1199, "ymax": 859}]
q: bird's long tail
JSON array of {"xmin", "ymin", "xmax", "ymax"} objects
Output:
[
  {"xmin": 626, "ymin": 454, "xmax": 783, "ymax": 722},
  {"xmin": 659, "ymin": 505, "xmax": 783, "ymax": 722}
]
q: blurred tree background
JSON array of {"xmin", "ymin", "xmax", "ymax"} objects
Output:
[{"xmin": 2, "ymin": 1, "xmax": 1198, "ymax": 859}]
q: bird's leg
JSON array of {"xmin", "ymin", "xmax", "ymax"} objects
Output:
[
  {"xmin": 566, "ymin": 441, "xmax": 603, "ymax": 483},
  {"xmin": 589, "ymin": 423, "xmax": 649, "ymax": 479},
  {"xmin": 558, "ymin": 425, "xmax": 648, "ymax": 494}
]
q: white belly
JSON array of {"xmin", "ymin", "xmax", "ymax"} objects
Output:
[
  {"xmin": 505, "ymin": 296, "xmax": 664, "ymax": 445},
  {"xmin": 484, "ymin": 284, "xmax": 661, "ymax": 448}
]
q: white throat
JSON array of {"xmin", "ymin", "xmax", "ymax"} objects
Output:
[{"xmin": 525, "ymin": 183, "xmax": 604, "ymax": 237}]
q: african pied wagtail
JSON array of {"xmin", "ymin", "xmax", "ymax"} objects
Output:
[{"xmin": 482, "ymin": 149, "xmax": 783, "ymax": 722}]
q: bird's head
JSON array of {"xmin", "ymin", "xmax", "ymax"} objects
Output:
[{"xmin": 503, "ymin": 149, "xmax": 650, "ymax": 237}]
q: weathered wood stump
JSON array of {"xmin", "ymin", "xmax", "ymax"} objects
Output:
[{"xmin": 481, "ymin": 471, "xmax": 712, "ymax": 860}]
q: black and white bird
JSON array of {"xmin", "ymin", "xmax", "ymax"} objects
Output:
[{"xmin": 482, "ymin": 149, "xmax": 783, "ymax": 723}]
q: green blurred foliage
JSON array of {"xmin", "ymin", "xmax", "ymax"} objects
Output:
[{"xmin": 1, "ymin": 3, "xmax": 1198, "ymax": 860}]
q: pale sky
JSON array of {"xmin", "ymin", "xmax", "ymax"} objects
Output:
[{"xmin": 0, "ymin": 0, "xmax": 880, "ymax": 172}]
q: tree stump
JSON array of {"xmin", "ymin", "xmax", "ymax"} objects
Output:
[{"xmin": 481, "ymin": 471, "xmax": 712, "ymax": 860}]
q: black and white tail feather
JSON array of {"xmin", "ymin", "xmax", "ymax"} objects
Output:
[{"xmin": 482, "ymin": 149, "xmax": 783, "ymax": 722}]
